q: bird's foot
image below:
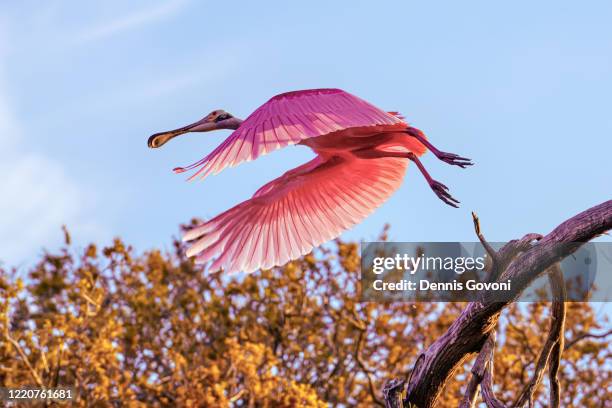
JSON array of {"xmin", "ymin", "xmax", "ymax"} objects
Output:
[
  {"xmin": 436, "ymin": 151, "xmax": 473, "ymax": 168},
  {"xmin": 429, "ymin": 180, "xmax": 460, "ymax": 208}
]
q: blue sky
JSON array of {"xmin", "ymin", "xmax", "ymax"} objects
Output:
[{"xmin": 1, "ymin": 0, "xmax": 611, "ymax": 268}]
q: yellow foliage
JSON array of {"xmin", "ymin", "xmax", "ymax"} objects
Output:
[{"xmin": 0, "ymin": 229, "xmax": 609, "ymax": 406}]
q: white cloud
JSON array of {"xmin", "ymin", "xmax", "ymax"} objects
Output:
[
  {"xmin": 0, "ymin": 47, "xmax": 104, "ymax": 268},
  {"xmin": 74, "ymin": 0, "xmax": 189, "ymax": 44},
  {"xmin": 0, "ymin": 1, "xmax": 241, "ymax": 267}
]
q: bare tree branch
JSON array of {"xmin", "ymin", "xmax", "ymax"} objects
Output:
[
  {"xmin": 393, "ymin": 200, "xmax": 612, "ymax": 408},
  {"xmin": 459, "ymin": 333, "xmax": 495, "ymax": 408},
  {"xmin": 564, "ymin": 328, "xmax": 612, "ymax": 351},
  {"xmin": 513, "ymin": 264, "xmax": 566, "ymax": 407},
  {"xmin": 472, "ymin": 211, "xmax": 498, "ymax": 269},
  {"xmin": 480, "ymin": 334, "xmax": 508, "ymax": 408},
  {"xmin": 383, "ymin": 378, "xmax": 405, "ymax": 408},
  {"xmin": 547, "ymin": 265, "xmax": 566, "ymax": 408}
]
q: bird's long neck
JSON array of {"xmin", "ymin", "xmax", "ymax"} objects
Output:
[{"xmin": 223, "ymin": 117, "xmax": 243, "ymax": 130}]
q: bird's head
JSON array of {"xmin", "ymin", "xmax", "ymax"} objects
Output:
[{"xmin": 147, "ymin": 109, "xmax": 242, "ymax": 148}]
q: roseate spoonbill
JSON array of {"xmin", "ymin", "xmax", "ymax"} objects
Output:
[{"xmin": 148, "ymin": 88, "xmax": 472, "ymax": 274}]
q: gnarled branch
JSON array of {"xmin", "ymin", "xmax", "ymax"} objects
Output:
[
  {"xmin": 459, "ymin": 332, "xmax": 496, "ymax": 408},
  {"xmin": 383, "ymin": 378, "xmax": 406, "ymax": 408},
  {"xmin": 472, "ymin": 211, "xmax": 498, "ymax": 269},
  {"xmin": 513, "ymin": 264, "xmax": 566, "ymax": 407},
  {"xmin": 564, "ymin": 328, "xmax": 612, "ymax": 350},
  {"xmin": 382, "ymin": 200, "xmax": 612, "ymax": 408},
  {"xmin": 480, "ymin": 333, "xmax": 507, "ymax": 408}
]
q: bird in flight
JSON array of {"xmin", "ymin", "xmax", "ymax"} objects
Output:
[{"xmin": 148, "ymin": 88, "xmax": 472, "ymax": 274}]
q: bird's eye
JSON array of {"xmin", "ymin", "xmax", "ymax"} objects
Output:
[{"xmin": 215, "ymin": 113, "xmax": 232, "ymax": 122}]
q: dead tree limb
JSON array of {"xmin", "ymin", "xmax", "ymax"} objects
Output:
[
  {"xmin": 547, "ymin": 265, "xmax": 567, "ymax": 408},
  {"xmin": 459, "ymin": 332, "xmax": 495, "ymax": 408},
  {"xmin": 385, "ymin": 200, "xmax": 612, "ymax": 408},
  {"xmin": 564, "ymin": 328, "xmax": 612, "ymax": 350},
  {"xmin": 513, "ymin": 264, "xmax": 566, "ymax": 407},
  {"xmin": 480, "ymin": 333, "xmax": 507, "ymax": 408},
  {"xmin": 459, "ymin": 214, "xmax": 502, "ymax": 408},
  {"xmin": 472, "ymin": 211, "xmax": 498, "ymax": 268},
  {"xmin": 383, "ymin": 378, "xmax": 406, "ymax": 408}
]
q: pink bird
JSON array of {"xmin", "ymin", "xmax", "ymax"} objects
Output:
[{"xmin": 148, "ymin": 88, "xmax": 472, "ymax": 274}]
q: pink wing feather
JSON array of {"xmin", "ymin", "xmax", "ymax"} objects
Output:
[
  {"xmin": 183, "ymin": 156, "xmax": 408, "ymax": 274},
  {"xmin": 178, "ymin": 89, "xmax": 403, "ymax": 181}
]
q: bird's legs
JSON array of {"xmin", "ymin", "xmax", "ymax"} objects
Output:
[
  {"xmin": 353, "ymin": 149, "xmax": 460, "ymax": 208},
  {"xmin": 406, "ymin": 152, "xmax": 460, "ymax": 207},
  {"xmin": 405, "ymin": 127, "xmax": 473, "ymax": 168}
]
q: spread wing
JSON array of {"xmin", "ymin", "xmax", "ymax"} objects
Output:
[
  {"xmin": 183, "ymin": 155, "xmax": 409, "ymax": 274},
  {"xmin": 178, "ymin": 88, "xmax": 404, "ymax": 181}
]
